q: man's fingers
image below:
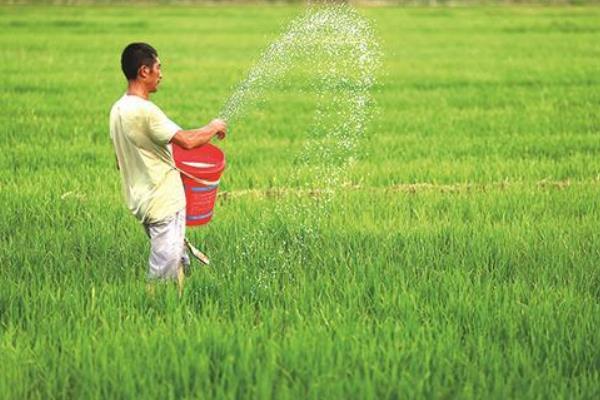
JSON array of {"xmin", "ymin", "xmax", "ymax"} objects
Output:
[
  {"xmin": 210, "ymin": 119, "xmax": 227, "ymax": 130},
  {"xmin": 209, "ymin": 118, "xmax": 227, "ymax": 140}
]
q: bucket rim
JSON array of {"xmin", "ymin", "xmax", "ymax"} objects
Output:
[{"xmin": 173, "ymin": 143, "xmax": 226, "ymax": 175}]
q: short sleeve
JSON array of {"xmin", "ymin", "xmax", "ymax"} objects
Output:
[{"xmin": 146, "ymin": 102, "xmax": 182, "ymax": 145}]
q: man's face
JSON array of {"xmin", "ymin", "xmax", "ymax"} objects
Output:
[{"xmin": 140, "ymin": 57, "xmax": 162, "ymax": 93}]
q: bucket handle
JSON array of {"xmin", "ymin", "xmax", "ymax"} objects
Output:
[{"xmin": 176, "ymin": 166, "xmax": 220, "ymax": 186}]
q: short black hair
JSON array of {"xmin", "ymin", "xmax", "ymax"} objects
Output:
[{"xmin": 121, "ymin": 42, "xmax": 158, "ymax": 81}]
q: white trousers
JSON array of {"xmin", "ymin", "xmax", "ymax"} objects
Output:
[{"xmin": 143, "ymin": 209, "xmax": 190, "ymax": 279}]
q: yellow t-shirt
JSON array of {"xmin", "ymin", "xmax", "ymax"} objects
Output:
[{"xmin": 109, "ymin": 94, "xmax": 185, "ymax": 224}]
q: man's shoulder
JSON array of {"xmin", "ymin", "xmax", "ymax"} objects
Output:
[
  {"xmin": 111, "ymin": 95, "xmax": 153, "ymax": 117},
  {"xmin": 144, "ymin": 99, "xmax": 164, "ymax": 114}
]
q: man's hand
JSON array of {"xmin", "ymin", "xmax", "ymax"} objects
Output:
[{"xmin": 209, "ymin": 118, "xmax": 227, "ymax": 140}]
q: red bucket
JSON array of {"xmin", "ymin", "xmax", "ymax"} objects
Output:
[{"xmin": 172, "ymin": 143, "xmax": 226, "ymax": 226}]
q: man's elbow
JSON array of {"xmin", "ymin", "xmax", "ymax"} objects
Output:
[
  {"xmin": 172, "ymin": 131, "xmax": 194, "ymax": 150},
  {"xmin": 181, "ymin": 139, "xmax": 194, "ymax": 150}
]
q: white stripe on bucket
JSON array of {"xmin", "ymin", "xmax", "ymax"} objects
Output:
[{"xmin": 181, "ymin": 161, "xmax": 216, "ymax": 169}]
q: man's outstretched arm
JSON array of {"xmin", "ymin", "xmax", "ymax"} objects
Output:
[{"xmin": 170, "ymin": 119, "xmax": 227, "ymax": 150}]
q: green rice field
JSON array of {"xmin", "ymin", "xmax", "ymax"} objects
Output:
[{"xmin": 1, "ymin": 3, "xmax": 599, "ymax": 399}]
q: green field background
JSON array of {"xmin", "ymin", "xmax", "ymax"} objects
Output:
[{"xmin": 1, "ymin": 4, "xmax": 599, "ymax": 399}]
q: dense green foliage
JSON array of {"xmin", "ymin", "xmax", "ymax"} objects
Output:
[{"xmin": 1, "ymin": 4, "xmax": 599, "ymax": 399}]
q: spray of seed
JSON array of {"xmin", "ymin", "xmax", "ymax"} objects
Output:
[{"xmin": 219, "ymin": 5, "xmax": 381, "ymax": 282}]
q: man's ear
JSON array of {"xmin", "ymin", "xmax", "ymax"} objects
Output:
[{"xmin": 138, "ymin": 65, "xmax": 150, "ymax": 79}]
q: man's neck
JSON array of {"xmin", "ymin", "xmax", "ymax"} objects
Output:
[{"xmin": 126, "ymin": 81, "xmax": 149, "ymax": 100}]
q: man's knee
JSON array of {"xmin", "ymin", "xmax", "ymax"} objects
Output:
[
  {"xmin": 145, "ymin": 209, "xmax": 186, "ymax": 280},
  {"xmin": 148, "ymin": 247, "xmax": 183, "ymax": 279}
]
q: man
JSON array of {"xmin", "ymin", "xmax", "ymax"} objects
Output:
[{"xmin": 109, "ymin": 42, "xmax": 226, "ymax": 291}]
